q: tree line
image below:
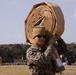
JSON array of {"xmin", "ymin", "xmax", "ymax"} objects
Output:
[
  {"xmin": 0, "ymin": 43, "xmax": 76, "ymax": 63},
  {"xmin": 0, "ymin": 44, "xmax": 30, "ymax": 63}
]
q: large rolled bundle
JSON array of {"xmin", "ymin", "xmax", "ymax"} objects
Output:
[{"xmin": 24, "ymin": 2, "xmax": 65, "ymax": 44}]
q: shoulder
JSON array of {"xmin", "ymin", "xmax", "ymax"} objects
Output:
[{"xmin": 26, "ymin": 46, "xmax": 37, "ymax": 55}]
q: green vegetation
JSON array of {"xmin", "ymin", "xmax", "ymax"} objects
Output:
[
  {"xmin": 0, "ymin": 43, "xmax": 76, "ymax": 63},
  {"xmin": 0, "ymin": 44, "xmax": 30, "ymax": 63}
]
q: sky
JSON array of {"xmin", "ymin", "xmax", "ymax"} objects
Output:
[{"xmin": 0, "ymin": 0, "xmax": 76, "ymax": 44}]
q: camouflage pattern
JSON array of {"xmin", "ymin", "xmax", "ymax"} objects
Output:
[{"xmin": 26, "ymin": 45, "xmax": 55, "ymax": 75}]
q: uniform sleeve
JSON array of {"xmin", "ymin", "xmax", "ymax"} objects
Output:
[{"xmin": 44, "ymin": 45, "xmax": 53, "ymax": 60}]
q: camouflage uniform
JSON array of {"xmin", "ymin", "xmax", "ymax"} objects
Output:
[{"xmin": 26, "ymin": 45, "xmax": 55, "ymax": 75}]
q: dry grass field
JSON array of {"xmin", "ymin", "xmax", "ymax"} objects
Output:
[{"xmin": 0, "ymin": 65, "xmax": 76, "ymax": 75}]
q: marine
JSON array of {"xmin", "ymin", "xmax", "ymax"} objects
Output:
[{"xmin": 26, "ymin": 26, "xmax": 66, "ymax": 75}]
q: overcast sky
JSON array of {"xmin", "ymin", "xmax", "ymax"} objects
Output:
[{"xmin": 0, "ymin": 0, "xmax": 76, "ymax": 44}]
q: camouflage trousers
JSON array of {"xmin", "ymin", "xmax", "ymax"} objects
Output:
[
  {"xmin": 30, "ymin": 73, "xmax": 55, "ymax": 75},
  {"xmin": 31, "ymin": 73, "xmax": 55, "ymax": 75},
  {"xmin": 29, "ymin": 70, "xmax": 55, "ymax": 75}
]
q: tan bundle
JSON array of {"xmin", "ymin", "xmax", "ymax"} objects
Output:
[{"xmin": 24, "ymin": 2, "xmax": 65, "ymax": 44}]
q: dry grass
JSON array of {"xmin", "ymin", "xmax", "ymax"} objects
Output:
[
  {"xmin": 0, "ymin": 65, "xmax": 76, "ymax": 75},
  {"xmin": 0, "ymin": 65, "xmax": 29, "ymax": 75},
  {"xmin": 61, "ymin": 65, "xmax": 76, "ymax": 75}
]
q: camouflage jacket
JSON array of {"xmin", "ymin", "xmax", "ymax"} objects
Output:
[{"xmin": 26, "ymin": 45, "xmax": 55, "ymax": 75}]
